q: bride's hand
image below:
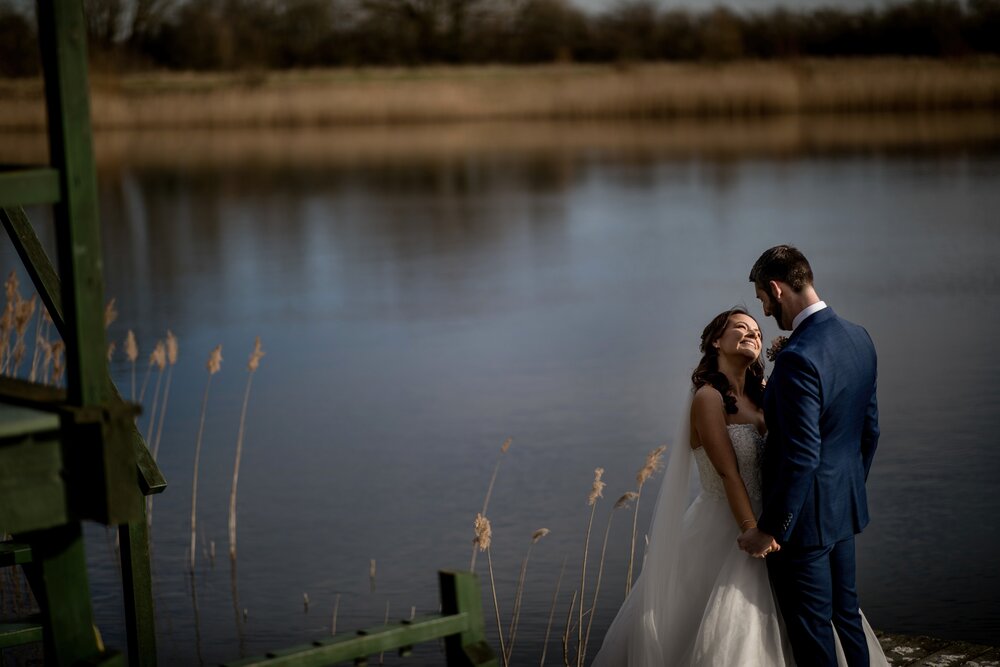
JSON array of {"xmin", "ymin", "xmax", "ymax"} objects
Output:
[{"xmin": 737, "ymin": 527, "xmax": 779, "ymax": 558}]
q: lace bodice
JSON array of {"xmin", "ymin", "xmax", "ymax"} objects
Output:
[{"xmin": 692, "ymin": 423, "xmax": 766, "ymax": 502}]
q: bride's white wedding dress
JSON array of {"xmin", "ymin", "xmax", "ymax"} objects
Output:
[{"xmin": 592, "ymin": 423, "xmax": 887, "ymax": 666}]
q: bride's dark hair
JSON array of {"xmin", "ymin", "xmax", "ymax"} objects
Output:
[{"xmin": 691, "ymin": 307, "xmax": 766, "ymax": 414}]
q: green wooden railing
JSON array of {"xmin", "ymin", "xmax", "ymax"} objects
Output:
[{"xmin": 224, "ymin": 571, "xmax": 497, "ymax": 667}]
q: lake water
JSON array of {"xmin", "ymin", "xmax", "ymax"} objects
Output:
[{"xmin": 2, "ymin": 114, "xmax": 1000, "ymax": 664}]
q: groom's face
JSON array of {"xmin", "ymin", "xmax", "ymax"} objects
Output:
[{"xmin": 755, "ymin": 284, "xmax": 788, "ymax": 331}]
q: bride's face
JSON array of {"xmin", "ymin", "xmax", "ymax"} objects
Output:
[{"xmin": 714, "ymin": 314, "xmax": 762, "ymax": 362}]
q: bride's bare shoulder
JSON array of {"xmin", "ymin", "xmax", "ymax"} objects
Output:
[{"xmin": 691, "ymin": 385, "xmax": 724, "ymax": 414}]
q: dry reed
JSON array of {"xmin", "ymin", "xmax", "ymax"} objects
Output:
[
  {"xmin": 28, "ymin": 306, "xmax": 46, "ymax": 382},
  {"xmin": 125, "ymin": 330, "xmax": 138, "ymax": 401},
  {"xmin": 228, "ymin": 337, "xmax": 264, "ymax": 562},
  {"xmin": 540, "ymin": 555, "xmax": 568, "ymax": 667},
  {"xmin": 144, "ymin": 340, "xmax": 166, "ymax": 449},
  {"xmin": 505, "ymin": 527, "xmax": 550, "ymax": 663},
  {"xmin": 576, "ymin": 468, "xmax": 605, "ymax": 667},
  {"xmin": 331, "ymin": 593, "xmax": 340, "ymax": 635},
  {"xmin": 152, "ymin": 330, "xmax": 178, "ymax": 461},
  {"xmin": 626, "ymin": 445, "xmax": 665, "ymax": 597},
  {"xmin": 471, "ymin": 437, "xmax": 512, "ymax": 572},
  {"xmin": 190, "ymin": 344, "xmax": 222, "ymax": 571},
  {"xmin": 4, "ymin": 60, "xmax": 999, "ymax": 131},
  {"xmin": 562, "ymin": 589, "xmax": 578, "ymax": 667},
  {"xmin": 11, "ymin": 295, "xmax": 36, "ymax": 377},
  {"xmin": 582, "ymin": 492, "xmax": 637, "ymax": 663},
  {"xmin": 474, "ymin": 513, "xmax": 506, "ymax": 665}
]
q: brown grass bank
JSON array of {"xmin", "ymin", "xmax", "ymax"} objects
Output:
[{"xmin": 1, "ymin": 59, "xmax": 999, "ymax": 130}]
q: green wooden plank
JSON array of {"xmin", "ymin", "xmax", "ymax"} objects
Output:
[
  {"xmin": 0, "ymin": 436, "xmax": 68, "ymax": 534},
  {"xmin": 0, "ymin": 168, "xmax": 61, "ymax": 207},
  {"xmin": 0, "ymin": 617, "xmax": 44, "ymax": 649},
  {"xmin": 0, "ymin": 541, "xmax": 33, "ymax": 565},
  {"xmin": 0, "ymin": 403, "xmax": 60, "ymax": 440},
  {"xmin": 0, "ymin": 207, "xmax": 166, "ymax": 496},
  {"xmin": 119, "ymin": 501, "xmax": 157, "ymax": 667},
  {"xmin": 36, "ymin": 0, "xmax": 107, "ymax": 408},
  {"xmin": 222, "ymin": 614, "xmax": 471, "ymax": 667},
  {"xmin": 22, "ymin": 523, "xmax": 103, "ymax": 664},
  {"xmin": 440, "ymin": 570, "xmax": 497, "ymax": 667}
]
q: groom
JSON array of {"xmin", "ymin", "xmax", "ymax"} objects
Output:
[{"xmin": 738, "ymin": 245, "xmax": 879, "ymax": 667}]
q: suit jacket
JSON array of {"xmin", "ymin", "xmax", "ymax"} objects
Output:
[{"xmin": 758, "ymin": 307, "xmax": 879, "ymax": 547}]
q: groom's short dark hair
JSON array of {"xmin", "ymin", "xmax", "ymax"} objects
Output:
[{"xmin": 749, "ymin": 245, "xmax": 814, "ymax": 292}]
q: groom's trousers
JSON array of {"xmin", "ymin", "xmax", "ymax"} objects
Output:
[{"xmin": 767, "ymin": 535, "xmax": 870, "ymax": 667}]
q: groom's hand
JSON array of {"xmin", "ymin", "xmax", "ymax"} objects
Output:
[{"xmin": 737, "ymin": 527, "xmax": 780, "ymax": 558}]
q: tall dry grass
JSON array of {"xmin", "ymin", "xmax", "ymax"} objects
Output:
[
  {"xmin": 471, "ymin": 437, "xmax": 512, "ymax": 572},
  {"xmin": 228, "ymin": 337, "xmax": 264, "ymax": 561},
  {"xmin": 626, "ymin": 445, "xmax": 666, "ymax": 597},
  {"xmin": 1, "ymin": 60, "xmax": 998, "ymax": 130},
  {"xmin": 190, "ymin": 344, "xmax": 222, "ymax": 572}
]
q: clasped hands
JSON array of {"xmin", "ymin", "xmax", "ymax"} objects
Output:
[{"xmin": 738, "ymin": 526, "xmax": 781, "ymax": 559}]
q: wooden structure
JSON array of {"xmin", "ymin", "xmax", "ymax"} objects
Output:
[
  {"xmin": 0, "ymin": 0, "xmax": 164, "ymax": 663},
  {"xmin": 0, "ymin": 1, "xmax": 496, "ymax": 666}
]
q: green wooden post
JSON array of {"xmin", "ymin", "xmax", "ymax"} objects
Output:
[
  {"xmin": 119, "ymin": 506, "xmax": 157, "ymax": 667},
  {"xmin": 21, "ymin": 523, "xmax": 102, "ymax": 664},
  {"xmin": 2, "ymin": 206, "xmax": 162, "ymax": 663},
  {"xmin": 34, "ymin": 0, "xmax": 108, "ymax": 408},
  {"xmin": 439, "ymin": 571, "xmax": 498, "ymax": 667}
]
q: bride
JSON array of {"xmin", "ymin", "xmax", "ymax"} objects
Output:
[{"xmin": 591, "ymin": 307, "xmax": 886, "ymax": 666}]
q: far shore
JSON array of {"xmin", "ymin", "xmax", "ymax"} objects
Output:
[{"xmin": 1, "ymin": 59, "xmax": 999, "ymax": 130}]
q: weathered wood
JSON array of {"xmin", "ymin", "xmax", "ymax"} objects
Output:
[
  {"xmin": 0, "ymin": 617, "xmax": 44, "ymax": 649},
  {"xmin": 0, "ymin": 541, "xmax": 33, "ymax": 566},
  {"xmin": 0, "ymin": 433, "xmax": 68, "ymax": 535},
  {"xmin": 118, "ymin": 501, "xmax": 157, "ymax": 667},
  {"xmin": 440, "ymin": 570, "xmax": 497, "ymax": 667},
  {"xmin": 225, "ymin": 571, "xmax": 498, "ymax": 667},
  {"xmin": 36, "ymin": 0, "xmax": 107, "ymax": 408},
  {"xmin": 0, "ymin": 167, "xmax": 61, "ymax": 207},
  {"xmin": 0, "ymin": 207, "xmax": 166, "ymax": 497},
  {"xmin": 21, "ymin": 523, "xmax": 103, "ymax": 664},
  {"xmin": 222, "ymin": 614, "xmax": 471, "ymax": 667}
]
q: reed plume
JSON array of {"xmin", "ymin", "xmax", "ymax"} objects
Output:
[
  {"xmin": 190, "ymin": 344, "xmax": 222, "ymax": 571},
  {"xmin": 28, "ymin": 306, "xmax": 47, "ymax": 382},
  {"xmin": 125, "ymin": 330, "xmax": 138, "ymax": 401},
  {"xmin": 50, "ymin": 340, "xmax": 65, "ymax": 385},
  {"xmin": 505, "ymin": 527, "xmax": 549, "ymax": 664},
  {"xmin": 152, "ymin": 331, "xmax": 178, "ymax": 461},
  {"xmin": 471, "ymin": 437, "xmax": 512, "ymax": 572},
  {"xmin": 107, "ymin": 341, "xmax": 116, "ymax": 362},
  {"xmin": 0, "ymin": 271, "xmax": 19, "ymax": 376},
  {"xmin": 144, "ymin": 341, "xmax": 166, "ymax": 449},
  {"xmin": 577, "ymin": 468, "xmax": 605, "ymax": 667},
  {"xmin": 228, "ymin": 337, "xmax": 264, "ymax": 561},
  {"xmin": 370, "ymin": 558, "xmax": 377, "ymax": 593},
  {"xmin": 540, "ymin": 555, "xmax": 568, "ymax": 667},
  {"xmin": 626, "ymin": 445, "xmax": 665, "ymax": 597},
  {"xmin": 11, "ymin": 295, "xmax": 36, "ymax": 377},
  {"xmin": 582, "ymin": 492, "xmax": 637, "ymax": 663},
  {"xmin": 473, "ymin": 513, "xmax": 507, "ymax": 665}
]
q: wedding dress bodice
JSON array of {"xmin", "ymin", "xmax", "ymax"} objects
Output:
[{"xmin": 692, "ymin": 423, "xmax": 765, "ymax": 502}]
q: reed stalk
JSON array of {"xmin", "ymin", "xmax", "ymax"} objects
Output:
[
  {"xmin": 50, "ymin": 340, "xmax": 65, "ymax": 385},
  {"xmin": 370, "ymin": 558, "xmax": 377, "ymax": 593},
  {"xmin": 228, "ymin": 337, "xmax": 264, "ymax": 561},
  {"xmin": 474, "ymin": 513, "xmax": 506, "ymax": 666},
  {"xmin": 561, "ymin": 589, "xmax": 578, "ymax": 667},
  {"xmin": 125, "ymin": 330, "xmax": 138, "ymax": 402},
  {"xmin": 10, "ymin": 295, "xmax": 36, "ymax": 378},
  {"xmin": 582, "ymin": 492, "xmax": 637, "ymax": 663},
  {"xmin": 190, "ymin": 344, "xmax": 222, "ymax": 572},
  {"xmin": 577, "ymin": 468, "xmax": 605, "ymax": 667},
  {"xmin": 540, "ymin": 556, "xmax": 568, "ymax": 667},
  {"xmin": 626, "ymin": 445, "xmax": 665, "ymax": 597},
  {"xmin": 331, "ymin": 593, "xmax": 340, "ymax": 635},
  {"xmin": 1, "ymin": 271, "xmax": 19, "ymax": 376},
  {"xmin": 103, "ymin": 298, "xmax": 117, "ymax": 364},
  {"xmin": 28, "ymin": 306, "xmax": 46, "ymax": 382},
  {"xmin": 144, "ymin": 341, "xmax": 166, "ymax": 448},
  {"xmin": 506, "ymin": 528, "xmax": 549, "ymax": 664},
  {"xmin": 471, "ymin": 437, "xmax": 511, "ymax": 572},
  {"xmin": 152, "ymin": 331, "xmax": 178, "ymax": 461}
]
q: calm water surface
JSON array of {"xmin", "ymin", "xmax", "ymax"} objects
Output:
[{"xmin": 4, "ymin": 120, "xmax": 1000, "ymax": 664}]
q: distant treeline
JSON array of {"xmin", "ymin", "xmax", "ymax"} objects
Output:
[{"xmin": 1, "ymin": 0, "xmax": 999, "ymax": 76}]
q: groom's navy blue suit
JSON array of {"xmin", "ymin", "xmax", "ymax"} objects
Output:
[{"xmin": 759, "ymin": 307, "xmax": 879, "ymax": 667}]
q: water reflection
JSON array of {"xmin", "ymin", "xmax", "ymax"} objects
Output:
[{"xmin": 2, "ymin": 118, "xmax": 999, "ymax": 663}]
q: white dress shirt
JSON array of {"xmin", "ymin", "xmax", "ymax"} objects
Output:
[{"xmin": 792, "ymin": 301, "xmax": 827, "ymax": 331}]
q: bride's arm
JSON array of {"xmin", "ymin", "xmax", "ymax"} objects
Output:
[{"xmin": 691, "ymin": 386, "xmax": 758, "ymax": 531}]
